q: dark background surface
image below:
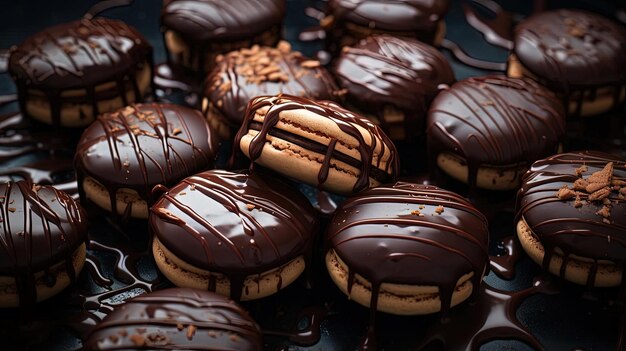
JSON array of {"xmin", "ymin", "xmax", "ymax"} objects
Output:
[{"xmin": 0, "ymin": 0, "xmax": 624, "ymax": 350}]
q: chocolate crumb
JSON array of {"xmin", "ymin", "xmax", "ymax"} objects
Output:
[
  {"xmin": 574, "ymin": 194, "xmax": 583, "ymax": 208},
  {"xmin": 176, "ymin": 323, "xmax": 184, "ymax": 331},
  {"xmin": 7, "ymin": 207, "xmax": 16, "ymax": 213},
  {"xmin": 411, "ymin": 210, "xmax": 421, "ymax": 216},
  {"xmin": 575, "ymin": 165, "xmax": 588, "ymax": 176},
  {"xmin": 588, "ymin": 188, "xmax": 610, "ymax": 201},
  {"xmin": 556, "ymin": 186, "xmax": 576, "ymax": 200},
  {"xmin": 595, "ymin": 205, "xmax": 611, "ymax": 218},
  {"xmin": 129, "ymin": 334, "xmax": 145, "ymax": 347},
  {"xmin": 186, "ymin": 325, "xmax": 197, "ymax": 340}
]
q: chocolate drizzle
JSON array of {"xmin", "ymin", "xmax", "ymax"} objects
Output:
[
  {"xmin": 327, "ymin": 182, "xmax": 489, "ymax": 321},
  {"xmin": 74, "ymin": 103, "xmax": 218, "ymax": 218},
  {"xmin": 84, "ymin": 288, "xmax": 262, "ymax": 350},
  {"xmin": 8, "ymin": 18, "xmax": 153, "ymax": 126},
  {"xmin": 232, "ymin": 94, "xmax": 399, "ymax": 194},
  {"xmin": 149, "ymin": 169, "xmax": 317, "ymax": 300},
  {"xmin": 0, "ymin": 181, "xmax": 87, "ymax": 306},
  {"xmin": 333, "ymin": 35, "xmax": 455, "ymax": 140},
  {"xmin": 427, "ymin": 75, "xmax": 565, "ymax": 191}
]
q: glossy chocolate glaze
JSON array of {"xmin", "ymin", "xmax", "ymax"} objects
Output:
[
  {"xmin": 327, "ymin": 182, "xmax": 489, "ymax": 318},
  {"xmin": 74, "ymin": 103, "xmax": 218, "ymax": 218},
  {"xmin": 84, "ymin": 288, "xmax": 262, "ymax": 351},
  {"xmin": 427, "ymin": 75, "xmax": 566, "ymax": 191},
  {"xmin": 8, "ymin": 18, "xmax": 153, "ymax": 126},
  {"xmin": 516, "ymin": 151, "xmax": 626, "ymax": 285},
  {"xmin": 149, "ymin": 169, "xmax": 317, "ymax": 300},
  {"xmin": 233, "ymin": 94, "xmax": 399, "ymax": 194},
  {"xmin": 333, "ymin": 35, "xmax": 455, "ymax": 139},
  {"xmin": 0, "ymin": 180, "xmax": 87, "ymax": 306},
  {"xmin": 205, "ymin": 44, "xmax": 339, "ymax": 129}
]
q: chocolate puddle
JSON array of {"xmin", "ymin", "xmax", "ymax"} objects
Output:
[{"xmin": 489, "ymin": 236, "xmax": 524, "ymax": 280}]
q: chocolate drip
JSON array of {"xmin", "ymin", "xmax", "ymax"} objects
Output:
[
  {"xmin": 149, "ymin": 170, "xmax": 317, "ymax": 300},
  {"xmin": 462, "ymin": 0, "xmax": 514, "ymax": 50},
  {"xmin": 74, "ymin": 103, "xmax": 218, "ymax": 219},
  {"xmin": 333, "ymin": 35, "xmax": 455, "ymax": 139},
  {"xmin": 262, "ymin": 306, "xmax": 328, "ymax": 346},
  {"xmin": 84, "ymin": 0, "xmax": 134, "ymax": 19},
  {"xmin": 489, "ymin": 236, "xmax": 524, "ymax": 280},
  {"xmin": 232, "ymin": 94, "xmax": 398, "ymax": 194},
  {"xmin": 0, "ymin": 181, "xmax": 87, "ymax": 306},
  {"xmin": 327, "ymin": 182, "xmax": 489, "ymax": 319},
  {"xmin": 427, "ymin": 75, "xmax": 565, "ymax": 192},
  {"xmin": 440, "ymin": 39, "xmax": 508, "ymax": 71}
]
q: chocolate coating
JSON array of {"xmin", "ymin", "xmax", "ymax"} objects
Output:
[
  {"xmin": 0, "ymin": 181, "xmax": 87, "ymax": 306},
  {"xmin": 514, "ymin": 9, "xmax": 626, "ymax": 90},
  {"xmin": 205, "ymin": 44, "xmax": 339, "ymax": 128},
  {"xmin": 149, "ymin": 169, "xmax": 317, "ymax": 299},
  {"xmin": 84, "ymin": 288, "xmax": 262, "ymax": 350},
  {"xmin": 327, "ymin": 182, "xmax": 489, "ymax": 315},
  {"xmin": 74, "ymin": 103, "xmax": 218, "ymax": 215},
  {"xmin": 517, "ymin": 151, "xmax": 626, "ymax": 267},
  {"xmin": 333, "ymin": 34, "xmax": 454, "ymax": 138},
  {"xmin": 9, "ymin": 18, "xmax": 151, "ymax": 90},
  {"xmin": 427, "ymin": 75, "xmax": 565, "ymax": 188},
  {"xmin": 162, "ymin": 0, "xmax": 285, "ymax": 42}
]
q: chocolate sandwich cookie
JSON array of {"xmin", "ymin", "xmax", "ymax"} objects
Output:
[
  {"xmin": 427, "ymin": 75, "xmax": 566, "ymax": 191},
  {"xmin": 0, "ymin": 181, "xmax": 88, "ymax": 308},
  {"xmin": 323, "ymin": 0, "xmax": 449, "ymax": 54},
  {"xmin": 150, "ymin": 170, "xmax": 317, "ymax": 301},
  {"xmin": 333, "ymin": 34, "xmax": 455, "ymax": 141},
  {"xmin": 508, "ymin": 9, "xmax": 626, "ymax": 117},
  {"xmin": 162, "ymin": 0, "xmax": 285, "ymax": 74},
  {"xmin": 75, "ymin": 103, "xmax": 218, "ymax": 220},
  {"xmin": 516, "ymin": 151, "xmax": 626, "ymax": 287},
  {"xmin": 325, "ymin": 182, "xmax": 489, "ymax": 315},
  {"xmin": 233, "ymin": 94, "xmax": 399, "ymax": 195},
  {"xmin": 9, "ymin": 18, "xmax": 153, "ymax": 128},
  {"xmin": 203, "ymin": 41, "xmax": 340, "ymax": 140},
  {"xmin": 84, "ymin": 288, "xmax": 262, "ymax": 350}
]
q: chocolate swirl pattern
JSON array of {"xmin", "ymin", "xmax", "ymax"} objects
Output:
[
  {"xmin": 74, "ymin": 103, "xmax": 218, "ymax": 217},
  {"xmin": 0, "ymin": 181, "xmax": 87, "ymax": 306},
  {"xmin": 149, "ymin": 170, "xmax": 317, "ymax": 300},
  {"xmin": 427, "ymin": 75, "xmax": 565, "ymax": 189},
  {"xmin": 84, "ymin": 288, "xmax": 262, "ymax": 350},
  {"xmin": 327, "ymin": 182, "xmax": 489, "ymax": 316},
  {"xmin": 333, "ymin": 34, "xmax": 454, "ymax": 137}
]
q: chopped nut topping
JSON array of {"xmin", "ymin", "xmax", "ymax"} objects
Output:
[
  {"xmin": 575, "ymin": 165, "xmax": 588, "ymax": 176},
  {"xmin": 171, "ymin": 127, "xmax": 182, "ymax": 136},
  {"xmin": 129, "ymin": 334, "xmax": 145, "ymax": 347},
  {"xmin": 186, "ymin": 325, "xmax": 197, "ymax": 340},
  {"xmin": 410, "ymin": 210, "xmax": 421, "ymax": 216},
  {"xmin": 586, "ymin": 162, "xmax": 613, "ymax": 185},
  {"xmin": 595, "ymin": 205, "xmax": 611, "ymax": 218},
  {"xmin": 572, "ymin": 178, "xmax": 588, "ymax": 190},
  {"xmin": 588, "ymin": 188, "xmax": 610, "ymax": 201},
  {"xmin": 7, "ymin": 207, "xmax": 16, "ymax": 213},
  {"xmin": 246, "ymin": 204, "xmax": 255, "ymax": 211},
  {"xmin": 301, "ymin": 60, "xmax": 321, "ymax": 69},
  {"xmin": 435, "ymin": 205, "xmax": 444, "ymax": 214},
  {"xmin": 556, "ymin": 186, "xmax": 576, "ymax": 200},
  {"xmin": 176, "ymin": 323, "xmax": 184, "ymax": 331}
]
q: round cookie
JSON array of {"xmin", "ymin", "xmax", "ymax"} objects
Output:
[
  {"xmin": 203, "ymin": 41, "xmax": 340, "ymax": 140},
  {"xmin": 9, "ymin": 18, "xmax": 153, "ymax": 128},
  {"xmin": 326, "ymin": 182, "xmax": 489, "ymax": 315},
  {"xmin": 233, "ymin": 94, "xmax": 399, "ymax": 195},
  {"xmin": 83, "ymin": 288, "xmax": 262, "ymax": 350},
  {"xmin": 323, "ymin": 0, "xmax": 448, "ymax": 53},
  {"xmin": 333, "ymin": 34, "xmax": 455, "ymax": 140},
  {"xmin": 0, "ymin": 181, "xmax": 88, "ymax": 308},
  {"xmin": 75, "ymin": 103, "xmax": 218, "ymax": 220},
  {"xmin": 427, "ymin": 75, "xmax": 565, "ymax": 191},
  {"xmin": 149, "ymin": 169, "xmax": 318, "ymax": 301},
  {"xmin": 161, "ymin": 0, "xmax": 285, "ymax": 73},
  {"xmin": 509, "ymin": 9, "xmax": 626, "ymax": 117},
  {"xmin": 516, "ymin": 151, "xmax": 626, "ymax": 287}
]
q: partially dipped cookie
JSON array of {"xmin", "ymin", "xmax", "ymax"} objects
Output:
[
  {"xmin": 233, "ymin": 94, "xmax": 399, "ymax": 195},
  {"xmin": 516, "ymin": 151, "xmax": 626, "ymax": 287},
  {"xmin": 9, "ymin": 18, "xmax": 153, "ymax": 127},
  {"xmin": 75, "ymin": 103, "xmax": 218, "ymax": 219},
  {"xmin": 326, "ymin": 182, "xmax": 489, "ymax": 315},
  {"xmin": 427, "ymin": 75, "xmax": 565, "ymax": 191},
  {"xmin": 84, "ymin": 288, "xmax": 262, "ymax": 350},
  {"xmin": 150, "ymin": 170, "xmax": 317, "ymax": 300},
  {"xmin": 0, "ymin": 181, "xmax": 88, "ymax": 308}
]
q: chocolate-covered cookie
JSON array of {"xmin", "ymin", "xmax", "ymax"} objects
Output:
[
  {"xmin": 203, "ymin": 41, "xmax": 340, "ymax": 139},
  {"xmin": 0, "ymin": 181, "xmax": 88, "ymax": 308},
  {"xmin": 162, "ymin": 0, "xmax": 285, "ymax": 73},
  {"xmin": 516, "ymin": 151, "xmax": 626, "ymax": 287},
  {"xmin": 509, "ymin": 9, "xmax": 626, "ymax": 116},
  {"xmin": 75, "ymin": 103, "xmax": 218, "ymax": 220},
  {"xmin": 233, "ymin": 94, "xmax": 399, "ymax": 195},
  {"xmin": 9, "ymin": 18, "xmax": 153, "ymax": 127},
  {"xmin": 427, "ymin": 75, "xmax": 565, "ymax": 191},
  {"xmin": 333, "ymin": 34, "xmax": 455, "ymax": 140},
  {"xmin": 84, "ymin": 288, "xmax": 262, "ymax": 350},
  {"xmin": 326, "ymin": 182, "xmax": 489, "ymax": 315},
  {"xmin": 150, "ymin": 170, "xmax": 317, "ymax": 300}
]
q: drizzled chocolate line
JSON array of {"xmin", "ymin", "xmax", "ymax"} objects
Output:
[
  {"xmin": 0, "ymin": 181, "xmax": 87, "ymax": 306},
  {"xmin": 233, "ymin": 94, "xmax": 398, "ymax": 193},
  {"xmin": 428, "ymin": 75, "xmax": 565, "ymax": 191}
]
